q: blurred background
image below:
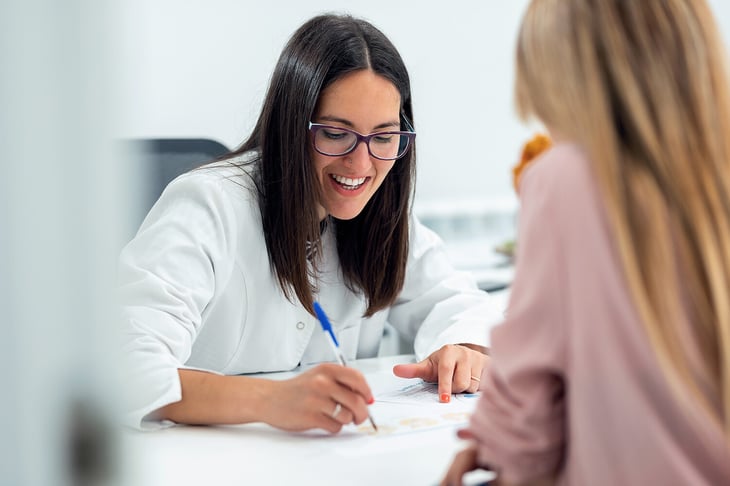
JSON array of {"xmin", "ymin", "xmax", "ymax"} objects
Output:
[{"xmin": 2, "ymin": 1, "xmax": 729, "ymax": 484}]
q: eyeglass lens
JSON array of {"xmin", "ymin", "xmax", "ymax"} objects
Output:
[{"xmin": 314, "ymin": 127, "xmax": 410, "ymax": 159}]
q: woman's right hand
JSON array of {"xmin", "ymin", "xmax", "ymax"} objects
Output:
[
  {"xmin": 261, "ymin": 363, "xmax": 375, "ymax": 433},
  {"xmin": 440, "ymin": 439, "xmax": 481, "ymax": 486}
]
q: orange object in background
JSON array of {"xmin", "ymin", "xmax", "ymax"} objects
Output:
[
  {"xmin": 512, "ymin": 134, "xmax": 552, "ymax": 193},
  {"xmin": 496, "ymin": 134, "xmax": 553, "ymax": 261}
]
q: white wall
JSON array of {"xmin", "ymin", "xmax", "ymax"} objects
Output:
[{"xmin": 113, "ymin": 0, "xmax": 730, "ymax": 214}]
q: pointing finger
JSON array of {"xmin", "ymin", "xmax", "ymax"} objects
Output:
[{"xmin": 437, "ymin": 355, "xmax": 457, "ymax": 403}]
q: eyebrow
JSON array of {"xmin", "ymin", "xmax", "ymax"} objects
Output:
[{"xmin": 316, "ymin": 115, "xmax": 401, "ymax": 131}]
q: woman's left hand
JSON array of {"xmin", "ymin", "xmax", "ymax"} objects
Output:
[{"xmin": 392, "ymin": 344, "xmax": 489, "ymax": 402}]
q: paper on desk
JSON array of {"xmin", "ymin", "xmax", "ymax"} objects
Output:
[
  {"xmin": 364, "ymin": 370, "xmax": 477, "ymax": 432},
  {"xmin": 283, "ymin": 368, "xmax": 479, "ymax": 457}
]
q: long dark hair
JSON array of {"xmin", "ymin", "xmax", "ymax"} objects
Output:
[{"xmin": 228, "ymin": 14, "xmax": 416, "ymax": 317}]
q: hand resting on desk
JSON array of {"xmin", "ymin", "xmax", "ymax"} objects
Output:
[{"xmin": 392, "ymin": 344, "xmax": 490, "ymax": 403}]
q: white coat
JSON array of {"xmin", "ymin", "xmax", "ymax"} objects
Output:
[{"xmin": 119, "ymin": 158, "xmax": 502, "ymax": 429}]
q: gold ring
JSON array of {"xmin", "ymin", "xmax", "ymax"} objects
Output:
[
  {"xmin": 331, "ymin": 403, "xmax": 342, "ymax": 418},
  {"xmin": 470, "ymin": 375, "xmax": 481, "ymax": 382}
]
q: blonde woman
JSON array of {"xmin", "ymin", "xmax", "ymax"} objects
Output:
[{"xmin": 442, "ymin": 0, "xmax": 730, "ymax": 484}]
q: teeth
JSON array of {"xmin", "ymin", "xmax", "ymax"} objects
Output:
[{"xmin": 331, "ymin": 174, "xmax": 366, "ymax": 188}]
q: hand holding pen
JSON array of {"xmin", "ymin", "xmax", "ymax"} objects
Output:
[
  {"xmin": 314, "ymin": 301, "xmax": 378, "ymax": 431},
  {"xmin": 262, "ymin": 361, "xmax": 375, "ymax": 433}
]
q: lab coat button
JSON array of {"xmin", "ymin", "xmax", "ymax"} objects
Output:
[{"xmin": 296, "ymin": 321, "xmax": 305, "ymax": 330}]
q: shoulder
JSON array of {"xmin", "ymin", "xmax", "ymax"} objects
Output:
[
  {"xmin": 139, "ymin": 155, "xmax": 261, "ymax": 237},
  {"xmin": 515, "ymin": 142, "xmax": 613, "ymax": 269},
  {"xmin": 164, "ymin": 156, "xmax": 258, "ymax": 208},
  {"xmin": 521, "ymin": 142, "xmax": 592, "ymax": 188},
  {"xmin": 519, "ymin": 142, "xmax": 599, "ymax": 215},
  {"xmin": 408, "ymin": 213, "xmax": 445, "ymax": 258}
]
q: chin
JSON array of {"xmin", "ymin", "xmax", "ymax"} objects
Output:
[
  {"xmin": 330, "ymin": 211, "xmax": 361, "ymax": 221},
  {"xmin": 328, "ymin": 205, "xmax": 366, "ymax": 221}
]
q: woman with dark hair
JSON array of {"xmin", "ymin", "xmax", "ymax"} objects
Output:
[{"xmin": 119, "ymin": 14, "xmax": 501, "ymax": 432}]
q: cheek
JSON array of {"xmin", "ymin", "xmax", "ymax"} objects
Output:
[
  {"xmin": 375, "ymin": 161, "xmax": 397, "ymax": 184},
  {"xmin": 311, "ymin": 154, "xmax": 328, "ymax": 182}
]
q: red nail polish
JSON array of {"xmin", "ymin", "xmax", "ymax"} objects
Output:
[
  {"xmin": 440, "ymin": 393, "xmax": 451, "ymax": 403},
  {"xmin": 367, "ymin": 397, "xmax": 375, "ymax": 405}
]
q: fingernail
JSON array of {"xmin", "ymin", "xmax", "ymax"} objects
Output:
[
  {"xmin": 367, "ymin": 397, "xmax": 375, "ymax": 405},
  {"xmin": 440, "ymin": 393, "xmax": 451, "ymax": 403}
]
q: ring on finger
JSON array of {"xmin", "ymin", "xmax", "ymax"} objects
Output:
[
  {"xmin": 331, "ymin": 402, "xmax": 342, "ymax": 418},
  {"xmin": 470, "ymin": 375, "xmax": 481, "ymax": 382}
]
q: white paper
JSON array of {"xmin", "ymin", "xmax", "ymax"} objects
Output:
[{"xmin": 359, "ymin": 372, "xmax": 477, "ymax": 432}]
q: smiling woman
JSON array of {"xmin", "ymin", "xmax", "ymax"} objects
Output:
[
  {"xmin": 310, "ymin": 70, "xmax": 407, "ymax": 221},
  {"xmin": 118, "ymin": 13, "xmax": 503, "ymax": 434}
]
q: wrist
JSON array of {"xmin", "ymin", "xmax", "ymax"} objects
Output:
[
  {"xmin": 239, "ymin": 376, "xmax": 277, "ymax": 424},
  {"xmin": 458, "ymin": 343, "xmax": 490, "ymax": 355}
]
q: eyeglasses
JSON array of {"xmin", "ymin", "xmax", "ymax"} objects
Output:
[{"xmin": 308, "ymin": 120, "xmax": 416, "ymax": 161}]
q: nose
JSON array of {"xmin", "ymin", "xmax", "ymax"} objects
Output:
[{"xmin": 345, "ymin": 139, "xmax": 373, "ymax": 171}]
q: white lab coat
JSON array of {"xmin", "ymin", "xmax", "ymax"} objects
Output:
[{"xmin": 119, "ymin": 158, "xmax": 502, "ymax": 429}]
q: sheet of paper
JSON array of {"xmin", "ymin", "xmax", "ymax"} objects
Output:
[
  {"xmin": 279, "ymin": 367, "xmax": 481, "ymax": 458},
  {"xmin": 349, "ymin": 370, "xmax": 479, "ymax": 437}
]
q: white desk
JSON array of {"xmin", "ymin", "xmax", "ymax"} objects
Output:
[{"xmin": 121, "ymin": 355, "xmax": 495, "ymax": 486}]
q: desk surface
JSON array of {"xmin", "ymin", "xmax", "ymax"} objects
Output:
[{"xmin": 121, "ymin": 355, "xmax": 495, "ymax": 486}]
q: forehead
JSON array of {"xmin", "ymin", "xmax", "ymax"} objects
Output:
[{"xmin": 314, "ymin": 70, "xmax": 401, "ymax": 128}]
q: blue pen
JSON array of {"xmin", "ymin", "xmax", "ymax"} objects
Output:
[{"xmin": 313, "ymin": 301, "xmax": 378, "ymax": 431}]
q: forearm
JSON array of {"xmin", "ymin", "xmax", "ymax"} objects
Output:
[
  {"xmin": 150, "ymin": 364, "xmax": 375, "ymax": 433},
  {"xmin": 153, "ymin": 369, "xmax": 274, "ymax": 425}
]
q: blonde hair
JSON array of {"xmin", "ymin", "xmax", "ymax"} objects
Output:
[{"xmin": 515, "ymin": 0, "xmax": 730, "ymax": 438}]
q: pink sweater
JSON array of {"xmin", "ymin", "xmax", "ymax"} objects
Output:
[{"xmin": 469, "ymin": 143, "xmax": 730, "ymax": 485}]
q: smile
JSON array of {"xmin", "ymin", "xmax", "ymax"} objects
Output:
[{"xmin": 330, "ymin": 174, "xmax": 367, "ymax": 190}]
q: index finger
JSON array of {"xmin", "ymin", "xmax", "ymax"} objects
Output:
[
  {"xmin": 437, "ymin": 355, "xmax": 457, "ymax": 403},
  {"xmin": 331, "ymin": 365, "xmax": 375, "ymax": 404}
]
